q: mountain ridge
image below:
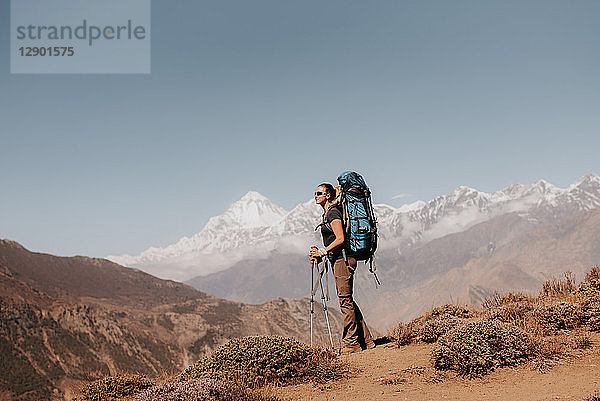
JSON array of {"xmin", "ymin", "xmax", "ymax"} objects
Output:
[{"xmin": 108, "ymin": 174, "xmax": 600, "ymax": 282}]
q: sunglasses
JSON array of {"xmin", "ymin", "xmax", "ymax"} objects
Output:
[{"xmin": 315, "ymin": 191, "xmax": 325, "ymax": 196}]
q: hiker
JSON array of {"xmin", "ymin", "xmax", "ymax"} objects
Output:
[{"xmin": 309, "ymin": 183, "xmax": 375, "ymax": 354}]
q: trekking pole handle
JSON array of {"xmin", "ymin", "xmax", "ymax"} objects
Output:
[{"xmin": 309, "ymin": 246, "xmax": 326, "ymax": 262}]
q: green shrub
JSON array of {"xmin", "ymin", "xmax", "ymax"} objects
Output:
[
  {"xmin": 431, "ymin": 320, "xmax": 534, "ymax": 377},
  {"xmin": 179, "ymin": 336, "xmax": 346, "ymax": 387},
  {"xmin": 80, "ymin": 375, "xmax": 154, "ymax": 401},
  {"xmin": 585, "ymin": 266, "xmax": 600, "ymax": 285},
  {"xmin": 578, "ymin": 282, "xmax": 600, "ymax": 298}
]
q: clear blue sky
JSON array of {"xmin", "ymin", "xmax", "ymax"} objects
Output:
[{"xmin": 1, "ymin": 0, "xmax": 599, "ymax": 257}]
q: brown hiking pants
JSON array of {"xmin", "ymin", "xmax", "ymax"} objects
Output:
[{"xmin": 332, "ymin": 257, "xmax": 373, "ymax": 348}]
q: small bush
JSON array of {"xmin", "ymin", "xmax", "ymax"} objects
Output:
[
  {"xmin": 179, "ymin": 336, "xmax": 346, "ymax": 387},
  {"xmin": 421, "ymin": 315, "xmax": 465, "ymax": 343},
  {"xmin": 431, "ymin": 320, "xmax": 534, "ymax": 377},
  {"xmin": 385, "ymin": 321, "xmax": 404, "ymax": 342},
  {"xmin": 530, "ymin": 301, "xmax": 584, "ymax": 334},
  {"xmin": 134, "ymin": 378, "xmax": 277, "ymax": 401},
  {"xmin": 389, "ymin": 268, "xmax": 600, "ymax": 377},
  {"xmin": 80, "ymin": 375, "xmax": 154, "ymax": 401},
  {"xmin": 424, "ymin": 304, "xmax": 475, "ymax": 320}
]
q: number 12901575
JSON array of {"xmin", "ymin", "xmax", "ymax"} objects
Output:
[{"xmin": 19, "ymin": 47, "xmax": 74, "ymax": 56}]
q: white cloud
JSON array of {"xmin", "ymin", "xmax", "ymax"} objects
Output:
[{"xmin": 391, "ymin": 193, "xmax": 413, "ymax": 200}]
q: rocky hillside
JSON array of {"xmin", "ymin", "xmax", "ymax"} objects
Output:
[{"xmin": 0, "ymin": 240, "xmax": 342, "ymax": 401}]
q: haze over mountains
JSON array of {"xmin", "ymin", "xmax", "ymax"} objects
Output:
[{"xmin": 109, "ymin": 174, "xmax": 600, "ymax": 331}]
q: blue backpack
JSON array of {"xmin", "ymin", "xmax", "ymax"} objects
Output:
[{"xmin": 337, "ymin": 171, "xmax": 380, "ymax": 287}]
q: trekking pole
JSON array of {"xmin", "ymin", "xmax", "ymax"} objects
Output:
[
  {"xmin": 319, "ymin": 259, "xmax": 335, "ymax": 349},
  {"xmin": 310, "ymin": 259, "xmax": 315, "ymax": 347}
]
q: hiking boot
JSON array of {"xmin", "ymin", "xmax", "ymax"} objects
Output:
[
  {"xmin": 365, "ymin": 341, "xmax": 376, "ymax": 350},
  {"xmin": 340, "ymin": 344, "xmax": 362, "ymax": 355}
]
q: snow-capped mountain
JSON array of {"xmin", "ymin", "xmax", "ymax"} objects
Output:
[
  {"xmin": 378, "ymin": 174, "xmax": 600, "ymax": 248},
  {"xmin": 107, "ymin": 191, "xmax": 290, "ymax": 279},
  {"xmin": 107, "ymin": 174, "xmax": 600, "ymax": 281},
  {"xmin": 220, "ymin": 191, "xmax": 288, "ymax": 228}
]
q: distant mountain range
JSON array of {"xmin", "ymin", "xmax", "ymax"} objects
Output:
[
  {"xmin": 0, "ymin": 240, "xmax": 342, "ymax": 401},
  {"xmin": 108, "ymin": 174, "xmax": 600, "ymax": 280},
  {"xmin": 109, "ymin": 174, "xmax": 600, "ymax": 331}
]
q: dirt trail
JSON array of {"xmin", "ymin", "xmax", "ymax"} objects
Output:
[{"xmin": 275, "ymin": 332, "xmax": 600, "ymax": 401}]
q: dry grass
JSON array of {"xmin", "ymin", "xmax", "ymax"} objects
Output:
[
  {"xmin": 540, "ymin": 271, "xmax": 577, "ymax": 298},
  {"xmin": 481, "ymin": 292, "xmax": 534, "ymax": 310},
  {"xmin": 389, "ymin": 266, "xmax": 600, "ymax": 378}
]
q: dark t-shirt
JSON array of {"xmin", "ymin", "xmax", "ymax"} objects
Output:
[{"xmin": 320, "ymin": 205, "xmax": 345, "ymax": 261}]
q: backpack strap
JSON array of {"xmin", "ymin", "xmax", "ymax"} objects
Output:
[
  {"xmin": 314, "ymin": 210, "xmax": 327, "ymax": 231},
  {"xmin": 315, "ymin": 204, "xmax": 343, "ymax": 232}
]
